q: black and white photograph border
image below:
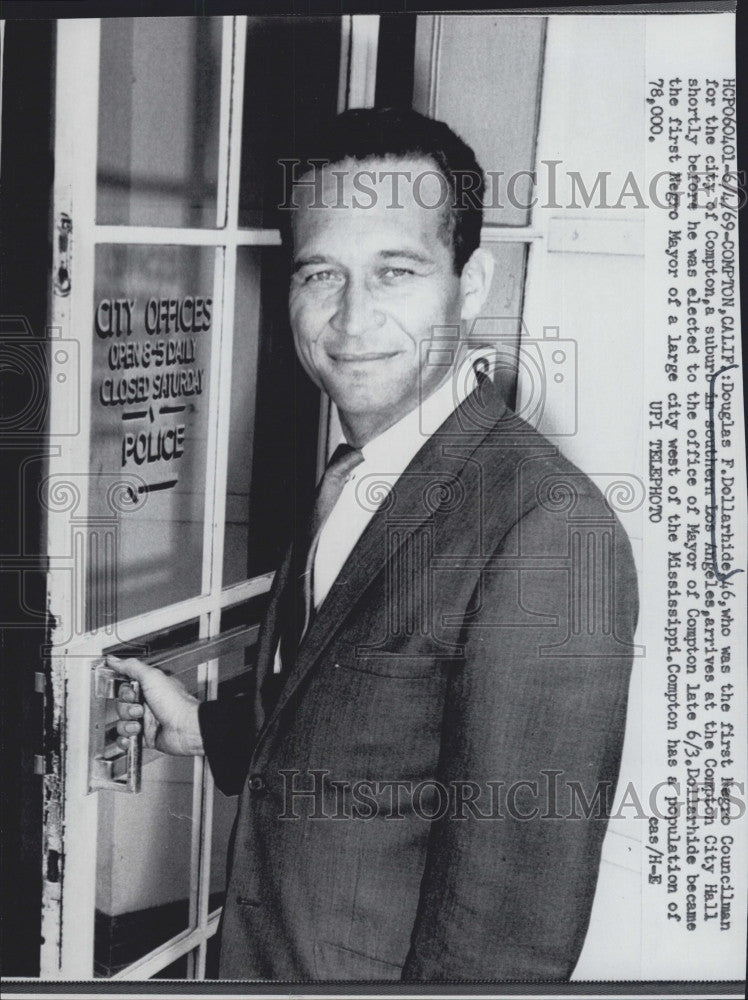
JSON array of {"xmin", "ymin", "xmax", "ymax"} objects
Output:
[{"xmin": 0, "ymin": 1, "xmax": 745, "ymax": 998}]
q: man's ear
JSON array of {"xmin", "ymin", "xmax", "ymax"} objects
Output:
[{"xmin": 459, "ymin": 247, "xmax": 494, "ymax": 320}]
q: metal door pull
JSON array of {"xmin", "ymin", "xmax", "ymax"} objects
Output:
[
  {"xmin": 87, "ymin": 624, "xmax": 259, "ymax": 794},
  {"xmin": 89, "ymin": 665, "xmax": 143, "ymax": 793}
]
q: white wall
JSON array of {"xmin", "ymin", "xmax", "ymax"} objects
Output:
[{"xmin": 521, "ymin": 16, "xmax": 646, "ymax": 979}]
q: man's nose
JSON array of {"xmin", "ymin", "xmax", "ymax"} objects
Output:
[{"xmin": 330, "ymin": 279, "xmax": 385, "ymax": 338}]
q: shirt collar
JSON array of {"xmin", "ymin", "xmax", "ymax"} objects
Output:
[{"xmin": 332, "ymin": 347, "xmax": 493, "ymax": 476}]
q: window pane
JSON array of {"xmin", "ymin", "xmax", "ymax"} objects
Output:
[
  {"xmin": 208, "ymin": 598, "xmax": 269, "ymax": 923},
  {"xmin": 95, "ymin": 622, "xmax": 201, "ymax": 977},
  {"xmin": 87, "ymin": 244, "xmax": 215, "ymax": 629},
  {"xmin": 97, "ymin": 17, "xmax": 222, "ymax": 228},
  {"xmin": 375, "ymin": 15, "xmax": 418, "ymax": 108},
  {"xmin": 473, "ymin": 242, "xmax": 529, "ymax": 409},
  {"xmin": 94, "ymin": 755, "xmax": 196, "ymax": 976},
  {"xmin": 210, "ymin": 756, "xmax": 243, "ymax": 911},
  {"xmin": 206, "ymin": 931, "xmax": 221, "ymax": 979},
  {"xmin": 239, "ymin": 17, "xmax": 341, "ymax": 228},
  {"xmin": 94, "ymin": 620, "xmax": 198, "ymax": 976},
  {"xmin": 151, "ymin": 952, "xmax": 191, "ymax": 979},
  {"xmin": 414, "ymin": 15, "xmax": 545, "ymax": 227},
  {"xmin": 222, "ymin": 246, "xmax": 320, "ymax": 586},
  {"xmin": 222, "ymin": 248, "xmax": 261, "ymax": 586}
]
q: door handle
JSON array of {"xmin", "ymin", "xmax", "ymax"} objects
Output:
[
  {"xmin": 89, "ymin": 663, "xmax": 143, "ymax": 793},
  {"xmin": 87, "ymin": 624, "xmax": 260, "ymax": 794}
]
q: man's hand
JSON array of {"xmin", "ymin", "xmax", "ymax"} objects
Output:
[{"xmin": 109, "ymin": 655, "xmax": 204, "ymax": 757}]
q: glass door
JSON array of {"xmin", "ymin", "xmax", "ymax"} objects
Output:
[{"xmin": 41, "ymin": 14, "xmax": 345, "ymax": 979}]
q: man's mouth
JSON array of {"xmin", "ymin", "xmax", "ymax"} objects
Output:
[{"xmin": 329, "ymin": 351, "xmax": 400, "ymax": 363}]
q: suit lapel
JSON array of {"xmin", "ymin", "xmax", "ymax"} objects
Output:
[{"xmin": 253, "ymin": 379, "xmax": 507, "ymax": 753}]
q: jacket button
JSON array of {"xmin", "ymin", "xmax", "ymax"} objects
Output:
[{"xmin": 248, "ymin": 773, "xmax": 267, "ymax": 795}]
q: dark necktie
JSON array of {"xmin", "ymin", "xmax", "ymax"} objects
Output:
[{"xmin": 280, "ymin": 443, "xmax": 364, "ymax": 668}]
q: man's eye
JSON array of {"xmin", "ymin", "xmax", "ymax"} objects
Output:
[
  {"xmin": 305, "ymin": 270, "xmax": 343, "ymax": 284},
  {"xmin": 381, "ymin": 267, "xmax": 414, "ymax": 281}
]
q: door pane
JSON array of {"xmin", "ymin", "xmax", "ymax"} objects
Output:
[
  {"xmin": 95, "ymin": 622, "xmax": 201, "ymax": 977},
  {"xmin": 222, "ymin": 248, "xmax": 261, "ymax": 586},
  {"xmin": 414, "ymin": 15, "xmax": 545, "ymax": 227},
  {"xmin": 94, "ymin": 754, "xmax": 196, "ymax": 976},
  {"xmin": 88, "ymin": 244, "xmax": 215, "ymax": 629},
  {"xmin": 208, "ymin": 598, "xmax": 268, "ymax": 922},
  {"xmin": 97, "ymin": 17, "xmax": 222, "ymax": 228},
  {"xmin": 239, "ymin": 17, "xmax": 341, "ymax": 229},
  {"xmin": 151, "ymin": 952, "xmax": 191, "ymax": 979},
  {"xmin": 475, "ymin": 241, "xmax": 529, "ymax": 408},
  {"xmin": 222, "ymin": 246, "xmax": 320, "ymax": 585},
  {"xmin": 206, "ymin": 932, "xmax": 221, "ymax": 979}
]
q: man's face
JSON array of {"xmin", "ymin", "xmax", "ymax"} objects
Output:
[{"xmin": 289, "ymin": 156, "xmax": 470, "ymax": 442}]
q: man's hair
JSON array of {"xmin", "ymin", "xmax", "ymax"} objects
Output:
[{"xmin": 284, "ymin": 107, "xmax": 485, "ymax": 274}]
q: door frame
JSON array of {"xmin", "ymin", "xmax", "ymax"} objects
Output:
[{"xmin": 40, "ymin": 13, "xmax": 380, "ymax": 980}]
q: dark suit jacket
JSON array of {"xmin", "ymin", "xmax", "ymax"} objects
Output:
[{"xmin": 199, "ymin": 379, "xmax": 639, "ymax": 981}]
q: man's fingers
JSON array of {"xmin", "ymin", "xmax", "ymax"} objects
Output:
[
  {"xmin": 109, "ymin": 656, "xmax": 151, "ymax": 732},
  {"xmin": 108, "ymin": 658, "xmax": 162, "ymax": 751},
  {"xmin": 116, "ymin": 682, "xmax": 138, "ymax": 705},
  {"xmin": 115, "ymin": 710, "xmax": 158, "ymax": 751},
  {"xmin": 114, "ymin": 665, "xmax": 144, "ymax": 726},
  {"xmin": 107, "ymin": 654, "xmax": 149, "ymax": 683},
  {"xmin": 143, "ymin": 704, "xmax": 160, "ymax": 749},
  {"xmin": 116, "ymin": 719, "xmax": 142, "ymax": 738},
  {"xmin": 115, "ymin": 699, "xmax": 144, "ymax": 721}
]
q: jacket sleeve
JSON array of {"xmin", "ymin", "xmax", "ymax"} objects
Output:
[
  {"xmin": 401, "ymin": 496, "xmax": 639, "ymax": 981},
  {"xmin": 198, "ymin": 694, "xmax": 255, "ymax": 797},
  {"xmin": 199, "ymin": 547, "xmax": 293, "ymax": 797}
]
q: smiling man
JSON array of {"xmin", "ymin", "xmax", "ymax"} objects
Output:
[
  {"xmin": 288, "ymin": 151, "xmax": 493, "ymax": 448},
  {"xmin": 112, "ymin": 108, "xmax": 638, "ymax": 982}
]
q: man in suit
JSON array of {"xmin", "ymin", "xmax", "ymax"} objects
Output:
[{"xmin": 112, "ymin": 108, "xmax": 638, "ymax": 981}]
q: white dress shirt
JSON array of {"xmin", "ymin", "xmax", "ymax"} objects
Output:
[
  {"xmin": 273, "ymin": 349, "xmax": 489, "ymax": 673},
  {"xmin": 314, "ymin": 349, "xmax": 487, "ymax": 608}
]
